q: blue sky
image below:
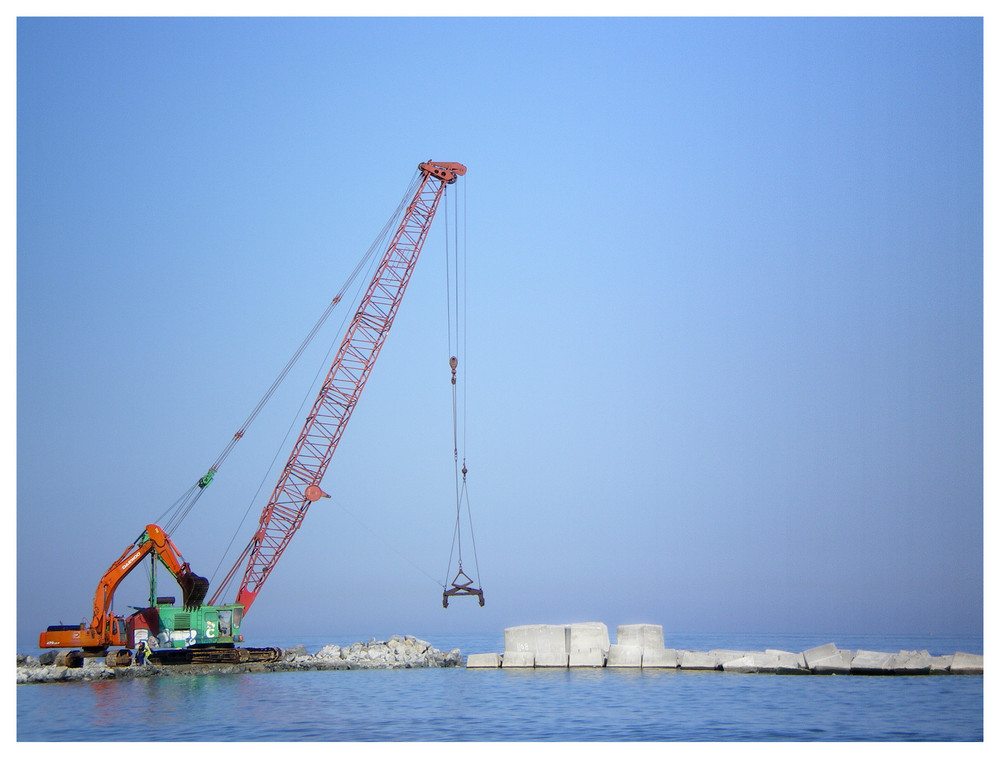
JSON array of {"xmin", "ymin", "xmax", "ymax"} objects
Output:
[{"xmin": 15, "ymin": 17, "xmax": 983, "ymax": 650}]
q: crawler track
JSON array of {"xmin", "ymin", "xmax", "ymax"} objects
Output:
[{"xmin": 147, "ymin": 646, "xmax": 283, "ymax": 666}]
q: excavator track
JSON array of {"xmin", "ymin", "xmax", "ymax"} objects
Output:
[{"xmin": 147, "ymin": 646, "xmax": 283, "ymax": 666}]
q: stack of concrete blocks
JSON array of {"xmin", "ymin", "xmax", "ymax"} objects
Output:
[
  {"xmin": 607, "ymin": 624, "xmax": 678, "ymax": 669},
  {"xmin": 472, "ymin": 622, "xmax": 610, "ymax": 668}
]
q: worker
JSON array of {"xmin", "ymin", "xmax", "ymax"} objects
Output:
[{"xmin": 135, "ymin": 640, "xmax": 150, "ymax": 666}]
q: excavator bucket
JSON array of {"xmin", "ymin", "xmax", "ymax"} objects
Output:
[{"xmin": 177, "ymin": 571, "xmax": 210, "ymax": 610}]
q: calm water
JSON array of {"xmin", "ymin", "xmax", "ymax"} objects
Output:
[{"xmin": 17, "ymin": 632, "xmax": 983, "ymax": 741}]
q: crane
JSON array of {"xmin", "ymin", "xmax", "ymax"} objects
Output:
[
  {"xmin": 39, "ymin": 161, "xmax": 468, "ymax": 661},
  {"xmin": 210, "ymin": 160, "xmax": 466, "ymax": 612}
]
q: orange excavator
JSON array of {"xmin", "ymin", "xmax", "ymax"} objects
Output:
[{"xmin": 39, "ymin": 524, "xmax": 209, "ymax": 654}]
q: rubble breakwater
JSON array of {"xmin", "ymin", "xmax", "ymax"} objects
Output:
[
  {"xmin": 466, "ymin": 623, "xmax": 985, "ymax": 676},
  {"xmin": 17, "ymin": 635, "xmax": 462, "ymax": 684}
]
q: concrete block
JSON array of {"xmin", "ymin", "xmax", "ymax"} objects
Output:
[
  {"xmin": 709, "ymin": 650, "xmax": 749, "ymax": 667},
  {"xmin": 929, "ymin": 655, "xmax": 953, "ymax": 674},
  {"xmin": 678, "ymin": 650, "xmax": 719, "ymax": 670},
  {"xmin": 721, "ymin": 655, "xmax": 756, "ymax": 674},
  {"xmin": 803, "ymin": 643, "xmax": 838, "ymax": 669},
  {"xmin": 466, "ymin": 653, "xmax": 501, "ymax": 668},
  {"xmin": 949, "ymin": 652, "xmax": 983, "ymax": 674},
  {"xmin": 616, "ymin": 624, "xmax": 664, "ymax": 650},
  {"xmin": 753, "ymin": 653, "xmax": 780, "ymax": 673},
  {"xmin": 775, "ymin": 652, "xmax": 810, "ymax": 674},
  {"xmin": 504, "ymin": 624, "xmax": 568, "ymax": 654},
  {"xmin": 503, "ymin": 625, "xmax": 534, "ymax": 653},
  {"xmin": 501, "ymin": 650, "xmax": 534, "ymax": 668},
  {"xmin": 722, "ymin": 653, "xmax": 778, "ymax": 674},
  {"xmin": 811, "ymin": 650, "xmax": 853, "ymax": 674},
  {"xmin": 887, "ymin": 650, "xmax": 931, "ymax": 675},
  {"xmin": 641, "ymin": 648, "xmax": 678, "ymax": 668},
  {"xmin": 569, "ymin": 649, "xmax": 605, "ymax": 668},
  {"xmin": 534, "ymin": 652, "xmax": 568, "ymax": 668},
  {"xmin": 850, "ymin": 650, "xmax": 894, "ymax": 675},
  {"xmin": 568, "ymin": 622, "xmax": 609, "ymax": 653},
  {"xmin": 606, "ymin": 644, "xmax": 643, "ymax": 668}
]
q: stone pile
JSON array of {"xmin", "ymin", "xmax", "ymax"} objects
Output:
[
  {"xmin": 281, "ymin": 635, "xmax": 462, "ymax": 670},
  {"xmin": 465, "ymin": 623, "xmax": 984, "ymax": 676},
  {"xmin": 17, "ymin": 635, "xmax": 462, "ymax": 684}
]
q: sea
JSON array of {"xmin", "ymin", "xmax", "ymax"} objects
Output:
[{"xmin": 16, "ymin": 631, "xmax": 983, "ymax": 742}]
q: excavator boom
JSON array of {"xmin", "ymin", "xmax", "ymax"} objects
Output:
[{"xmin": 39, "ymin": 524, "xmax": 208, "ymax": 651}]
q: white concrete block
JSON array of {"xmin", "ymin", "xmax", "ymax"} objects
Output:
[
  {"xmin": 606, "ymin": 644, "xmax": 643, "ymax": 668},
  {"xmin": 949, "ymin": 652, "xmax": 983, "ymax": 674},
  {"xmin": 803, "ymin": 643, "xmax": 838, "ymax": 669},
  {"xmin": 775, "ymin": 652, "xmax": 809, "ymax": 674},
  {"xmin": 501, "ymin": 650, "xmax": 534, "ymax": 668},
  {"xmin": 887, "ymin": 650, "xmax": 932, "ymax": 674},
  {"xmin": 709, "ymin": 650, "xmax": 749, "ymax": 667},
  {"xmin": 752, "ymin": 653, "xmax": 780, "ymax": 673},
  {"xmin": 534, "ymin": 652, "xmax": 568, "ymax": 668},
  {"xmin": 502, "ymin": 625, "xmax": 533, "ymax": 653},
  {"xmin": 850, "ymin": 649, "xmax": 893, "ymax": 674},
  {"xmin": 722, "ymin": 653, "xmax": 778, "ymax": 674},
  {"xmin": 811, "ymin": 650, "xmax": 852, "ymax": 674},
  {"xmin": 616, "ymin": 624, "xmax": 664, "ymax": 650},
  {"xmin": 569, "ymin": 649, "xmax": 605, "ymax": 667},
  {"xmin": 504, "ymin": 624, "xmax": 568, "ymax": 654},
  {"xmin": 568, "ymin": 622, "xmax": 609, "ymax": 653},
  {"xmin": 466, "ymin": 653, "xmax": 501, "ymax": 668},
  {"xmin": 641, "ymin": 648, "xmax": 678, "ymax": 668},
  {"xmin": 929, "ymin": 655, "xmax": 953, "ymax": 674},
  {"xmin": 678, "ymin": 650, "xmax": 719, "ymax": 670},
  {"xmin": 720, "ymin": 655, "xmax": 755, "ymax": 673}
]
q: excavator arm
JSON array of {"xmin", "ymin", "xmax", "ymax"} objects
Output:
[
  {"xmin": 40, "ymin": 524, "xmax": 208, "ymax": 651},
  {"xmin": 93, "ymin": 524, "xmax": 209, "ymax": 618}
]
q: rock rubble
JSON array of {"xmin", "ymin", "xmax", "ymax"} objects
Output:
[{"xmin": 17, "ymin": 635, "xmax": 462, "ymax": 685}]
